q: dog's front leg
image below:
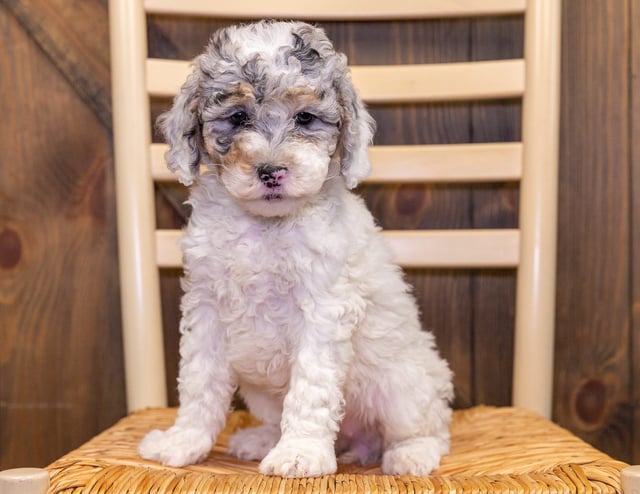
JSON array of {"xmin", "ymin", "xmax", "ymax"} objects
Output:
[
  {"xmin": 260, "ymin": 312, "xmax": 353, "ymax": 478},
  {"xmin": 138, "ymin": 310, "xmax": 236, "ymax": 467}
]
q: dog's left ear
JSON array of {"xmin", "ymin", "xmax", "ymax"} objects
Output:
[
  {"xmin": 333, "ymin": 60, "xmax": 376, "ymax": 189},
  {"xmin": 289, "ymin": 23, "xmax": 374, "ymax": 189}
]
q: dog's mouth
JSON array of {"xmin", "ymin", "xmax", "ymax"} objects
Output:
[{"xmin": 263, "ymin": 193, "xmax": 283, "ymax": 201}]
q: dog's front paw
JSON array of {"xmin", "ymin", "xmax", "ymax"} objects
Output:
[
  {"xmin": 227, "ymin": 424, "xmax": 280, "ymax": 461},
  {"xmin": 259, "ymin": 438, "xmax": 336, "ymax": 478},
  {"xmin": 382, "ymin": 437, "xmax": 447, "ymax": 476},
  {"xmin": 138, "ymin": 426, "xmax": 213, "ymax": 467}
]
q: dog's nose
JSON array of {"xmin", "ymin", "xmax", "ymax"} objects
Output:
[{"xmin": 257, "ymin": 164, "xmax": 287, "ymax": 188}]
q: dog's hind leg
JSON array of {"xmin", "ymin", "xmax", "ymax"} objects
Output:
[
  {"xmin": 336, "ymin": 413, "xmax": 382, "ymax": 466},
  {"xmin": 380, "ymin": 394, "xmax": 452, "ymax": 475},
  {"xmin": 375, "ymin": 361, "xmax": 453, "ymax": 475},
  {"xmin": 227, "ymin": 385, "xmax": 283, "ymax": 461},
  {"xmin": 379, "ymin": 394, "xmax": 452, "ymax": 475}
]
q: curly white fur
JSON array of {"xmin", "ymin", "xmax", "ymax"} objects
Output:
[{"xmin": 138, "ymin": 20, "xmax": 453, "ymax": 478}]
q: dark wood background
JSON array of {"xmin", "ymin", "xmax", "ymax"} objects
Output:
[{"xmin": 1, "ymin": 0, "xmax": 638, "ymax": 469}]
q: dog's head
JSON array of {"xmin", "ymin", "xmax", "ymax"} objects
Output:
[{"xmin": 158, "ymin": 21, "xmax": 375, "ymax": 217}]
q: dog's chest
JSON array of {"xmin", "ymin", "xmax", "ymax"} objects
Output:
[{"xmin": 214, "ymin": 225, "xmax": 315, "ymax": 388}]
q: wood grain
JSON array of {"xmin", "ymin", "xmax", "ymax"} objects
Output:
[
  {"xmin": 0, "ymin": 1, "xmax": 124, "ymax": 469},
  {"xmin": 0, "ymin": 0, "xmax": 111, "ymax": 128},
  {"xmin": 554, "ymin": 0, "xmax": 632, "ymax": 461},
  {"xmin": 630, "ymin": 0, "xmax": 640, "ymax": 464},
  {"xmin": 469, "ymin": 16, "xmax": 522, "ymax": 407}
]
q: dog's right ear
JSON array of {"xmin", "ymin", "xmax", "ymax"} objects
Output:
[{"xmin": 157, "ymin": 65, "xmax": 203, "ymax": 186}]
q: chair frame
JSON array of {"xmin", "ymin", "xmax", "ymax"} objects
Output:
[{"xmin": 109, "ymin": 0, "xmax": 561, "ymax": 418}]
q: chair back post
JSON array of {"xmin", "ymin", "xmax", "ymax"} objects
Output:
[
  {"xmin": 513, "ymin": 0, "xmax": 562, "ymax": 419},
  {"xmin": 109, "ymin": 0, "xmax": 168, "ymax": 411}
]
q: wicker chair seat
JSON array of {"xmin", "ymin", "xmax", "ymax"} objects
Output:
[{"xmin": 46, "ymin": 406, "xmax": 626, "ymax": 494}]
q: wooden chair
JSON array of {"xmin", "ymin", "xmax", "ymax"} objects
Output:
[{"xmin": 1, "ymin": 0, "xmax": 638, "ymax": 492}]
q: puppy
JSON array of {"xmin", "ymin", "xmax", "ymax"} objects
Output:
[{"xmin": 138, "ymin": 20, "xmax": 453, "ymax": 478}]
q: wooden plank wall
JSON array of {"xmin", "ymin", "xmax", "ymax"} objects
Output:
[
  {"xmin": 555, "ymin": 1, "xmax": 632, "ymax": 460},
  {"xmin": 632, "ymin": 0, "xmax": 640, "ymax": 465},
  {"xmin": 0, "ymin": 0, "xmax": 124, "ymax": 469},
  {"xmin": 0, "ymin": 0, "xmax": 638, "ymax": 469}
]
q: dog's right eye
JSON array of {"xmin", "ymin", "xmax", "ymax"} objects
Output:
[{"xmin": 228, "ymin": 111, "xmax": 249, "ymax": 126}]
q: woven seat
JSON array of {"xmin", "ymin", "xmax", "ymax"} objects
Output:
[
  {"xmin": 46, "ymin": 408, "xmax": 626, "ymax": 493},
  {"xmin": 2, "ymin": 0, "xmax": 630, "ymax": 493}
]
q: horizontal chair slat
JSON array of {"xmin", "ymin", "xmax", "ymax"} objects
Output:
[
  {"xmin": 352, "ymin": 60, "xmax": 524, "ymax": 103},
  {"xmin": 156, "ymin": 229, "xmax": 520, "ymax": 269},
  {"xmin": 368, "ymin": 142, "xmax": 522, "ymax": 182},
  {"xmin": 146, "ymin": 59, "xmax": 525, "ymax": 102},
  {"xmin": 384, "ymin": 230, "xmax": 520, "ymax": 268},
  {"xmin": 144, "ymin": 0, "xmax": 526, "ymax": 20},
  {"xmin": 150, "ymin": 142, "xmax": 523, "ymax": 183}
]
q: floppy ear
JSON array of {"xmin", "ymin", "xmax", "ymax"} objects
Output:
[
  {"xmin": 334, "ymin": 59, "xmax": 376, "ymax": 189},
  {"xmin": 156, "ymin": 63, "xmax": 205, "ymax": 186},
  {"xmin": 289, "ymin": 23, "xmax": 374, "ymax": 188}
]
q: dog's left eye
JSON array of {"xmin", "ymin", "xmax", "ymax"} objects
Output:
[{"xmin": 295, "ymin": 112, "xmax": 315, "ymax": 126}]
